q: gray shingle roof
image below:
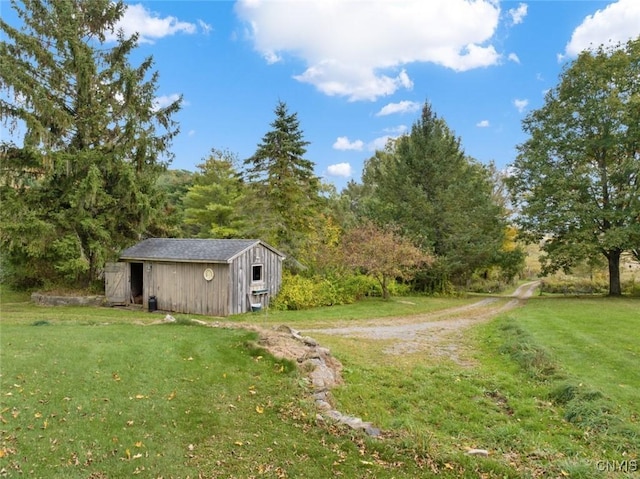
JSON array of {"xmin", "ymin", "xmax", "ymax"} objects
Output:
[{"xmin": 119, "ymin": 238, "xmax": 283, "ymax": 263}]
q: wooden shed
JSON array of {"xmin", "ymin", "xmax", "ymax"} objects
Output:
[{"xmin": 105, "ymin": 238, "xmax": 285, "ymax": 316}]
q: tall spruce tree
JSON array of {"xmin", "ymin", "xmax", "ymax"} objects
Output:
[
  {"xmin": 362, "ymin": 102, "xmax": 514, "ymax": 290},
  {"xmin": 243, "ymin": 100, "xmax": 320, "ymax": 259},
  {"xmin": 0, "ymin": 0, "xmax": 180, "ymax": 287}
]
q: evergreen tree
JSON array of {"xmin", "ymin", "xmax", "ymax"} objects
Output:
[
  {"xmin": 0, "ymin": 0, "xmax": 180, "ymax": 287},
  {"xmin": 183, "ymin": 149, "xmax": 246, "ymax": 238},
  {"xmin": 243, "ymin": 100, "xmax": 321, "ymax": 258},
  {"xmin": 362, "ymin": 102, "xmax": 513, "ymax": 290}
]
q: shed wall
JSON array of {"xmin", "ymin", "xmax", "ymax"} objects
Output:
[
  {"xmin": 144, "ymin": 261, "xmax": 229, "ymax": 316},
  {"xmin": 229, "ymin": 244, "xmax": 283, "ymax": 314}
]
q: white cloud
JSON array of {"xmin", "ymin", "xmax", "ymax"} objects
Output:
[
  {"xmin": 236, "ymin": 0, "xmax": 502, "ymax": 101},
  {"xmin": 333, "ymin": 136, "xmax": 364, "ymax": 151},
  {"xmin": 384, "ymin": 125, "xmax": 409, "ymax": 135},
  {"xmin": 508, "ymin": 52, "xmax": 520, "ymax": 64},
  {"xmin": 327, "ymin": 162, "xmax": 353, "ymax": 178},
  {"xmin": 198, "ymin": 20, "xmax": 213, "ymax": 35},
  {"xmin": 508, "ymin": 3, "xmax": 528, "ymax": 25},
  {"xmin": 563, "ymin": 0, "xmax": 640, "ymax": 58},
  {"xmin": 368, "ymin": 125, "xmax": 408, "ymax": 151},
  {"xmin": 476, "ymin": 120, "xmax": 490, "ymax": 127},
  {"xmin": 514, "ymin": 98, "xmax": 529, "ymax": 113},
  {"xmin": 153, "ymin": 93, "xmax": 182, "ymax": 112},
  {"xmin": 108, "ymin": 4, "xmax": 198, "ymax": 44},
  {"xmin": 376, "ymin": 100, "xmax": 420, "ymax": 117},
  {"xmin": 369, "ymin": 135, "xmax": 395, "ymax": 151}
]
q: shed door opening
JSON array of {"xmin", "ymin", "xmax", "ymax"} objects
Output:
[{"xmin": 130, "ymin": 262, "xmax": 144, "ymax": 304}]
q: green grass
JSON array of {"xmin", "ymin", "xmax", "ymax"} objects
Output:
[
  {"xmin": 494, "ymin": 297, "xmax": 640, "ymax": 432},
  {"xmin": 2, "ymin": 287, "xmax": 639, "ymax": 478},
  {"xmin": 235, "ymin": 295, "xmax": 480, "ymax": 328}
]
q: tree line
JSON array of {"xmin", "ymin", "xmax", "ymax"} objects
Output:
[{"xmin": 1, "ymin": 0, "xmax": 638, "ymax": 298}]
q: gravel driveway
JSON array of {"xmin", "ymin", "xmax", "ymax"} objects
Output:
[{"xmin": 301, "ymin": 281, "xmax": 540, "ymax": 360}]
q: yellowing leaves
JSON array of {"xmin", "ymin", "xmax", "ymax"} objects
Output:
[
  {"xmin": 255, "ymin": 405, "xmax": 264, "ymax": 414},
  {"xmin": 167, "ymin": 390, "xmax": 176, "ymax": 401}
]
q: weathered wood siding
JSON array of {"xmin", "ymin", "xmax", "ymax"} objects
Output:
[
  {"xmin": 143, "ymin": 261, "xmax": 229, "ymax": 316},
  {"xmin": 105, "ymin": 262, "xmax": 129, "ymax": 304},
  {"xmin": 229, "ymin": 244, "xmax": 283, "ymax": 314}
]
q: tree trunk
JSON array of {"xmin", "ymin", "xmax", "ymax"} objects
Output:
[
  {"xmin": 607, "ymin": 249, "xmax": 622, "ymax": 296},
  {"xmin": 380, "ymin": 275, "xmax": 390, "ymax": 300}
]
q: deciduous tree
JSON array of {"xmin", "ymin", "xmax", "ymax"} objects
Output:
[
  {"xmin": 507, "ymin": 37, "xmax": 640, "ymax": 296},
  {"xmin": 341, "ymin": 221, "xmax": 431, "ymax": 299}
]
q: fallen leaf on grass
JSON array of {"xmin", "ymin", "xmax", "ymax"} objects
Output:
[
  {"xmin": 255, "ymin": 406, "xmax": 264, "ymax": 414},
  {"xmin": 167, "ymin": 390, "xmax": 176, "ymax": 401}
]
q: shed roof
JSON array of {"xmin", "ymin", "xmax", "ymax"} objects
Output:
[{"xmin": 119, "ymin": 238, "xmax": 284, "ymax": 263}]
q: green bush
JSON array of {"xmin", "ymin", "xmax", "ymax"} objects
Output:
[
  {"xmin": 540, "ymin": 278, "xmax": 608, "ymax": 295},
  {"xmin": 271, "ymin": 272, "xmax": 411, "ymax": 310},
  {"xmin": 622, "ymin": 277, "xmax": 640, "ymax": 296}
]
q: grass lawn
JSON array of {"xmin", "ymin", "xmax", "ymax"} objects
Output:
[
  {"xmin": 1, "ymin": 287, "xmax": 638, "ymax": 478},
  {"xmin": 234, "ymin": 294, "xmax": 481, "ymax": 328}
]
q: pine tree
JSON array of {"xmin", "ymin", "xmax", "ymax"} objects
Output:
[
  {"xmin": 183, "ymin": 149, "xmax": 246, "ymax": 238},
  {"xmin": 0, "ymin": 0, "xmax": 180, "ymax": 287},
  {"xmin": 243, "ymin": 101, "xmax": 320, "ymax": 258},
  {"xmin": 362, "ymin": 102, "xmax": 511, "ymax": 290}
]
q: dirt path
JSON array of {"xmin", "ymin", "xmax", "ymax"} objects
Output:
[{"xmin": 300, "ymin": 281, "xmax": 540, "ymax": 360}]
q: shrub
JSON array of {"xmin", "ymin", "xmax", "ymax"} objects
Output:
[
  {"xmin": 271, "ymin": 272, "xmax": 411, "ymax": 310},
  {"xmin": 540, "ymin": 278, "xmax": 608, "ymax": 295}
]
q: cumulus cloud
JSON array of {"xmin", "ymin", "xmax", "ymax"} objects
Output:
[
  {"xmin": 152, "ymin": 93, "xmax": 182, "ymax": 112},
  {"xmin": 562, "ymin": 0, "xmax": 640, "ymax": 59},
  {"xmin": 327, "ymin": 163, "xmax": 353, "ymax": 178},
  {"xmin": 108, "ymin": 4, "xmax": 200, "ymax": 43},
  {"xmin": 235, "ymin": 0, "xmax": 502, "ymax": 101},
  {"xmin": 508, "ymin": 3, "xmax": 528, "ymax": 25},
  {"xmin": 514, "ymin": 98, "xmax": 529, "ymax": 113},
  {"xmin": 476, "ymin": 120, "xmax": 490, "ymax": 127},
  {"xmin": 508, "ymin": 52, "xmax": 520, "ymax": 64},
  {"xmin": 367, "ymin": 125, "xmax": 409, "ymax": 151},
  {"xmin": 376, "ymin": 100, "xmax": 420, "ymax": 117},
  {"xmin": 333, "ymin": 136, "xmax": 364, "ymax": 151},
  {"xmin": 384, "ymin": 125, "xmax": 409, "ymax": 135}
]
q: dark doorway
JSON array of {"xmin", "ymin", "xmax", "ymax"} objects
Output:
[{"xmin": 130, "ymin": 263, "xmax": 144, "ymax": 304}]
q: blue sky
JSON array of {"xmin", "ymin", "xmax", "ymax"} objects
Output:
[{"xmin": 2, "ymin": 0, "xmax": 640, "ymax": 190}]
